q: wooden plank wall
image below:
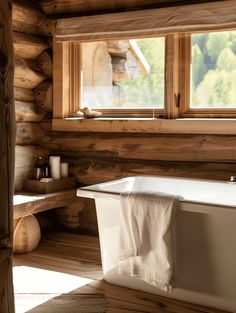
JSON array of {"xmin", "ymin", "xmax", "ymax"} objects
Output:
[{"xmin": 13, "ymin": 0, "xmax": 53, "ymax": 191}]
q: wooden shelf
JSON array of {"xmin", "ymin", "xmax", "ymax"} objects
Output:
[
  {"xmin": 13, "ymin": 189, "xmax": 77, "ymax": 220},
  {"xmin": 24, "ymin": 177, "xmax": 76, "ymax": 194}
]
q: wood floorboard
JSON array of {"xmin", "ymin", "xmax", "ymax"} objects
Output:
[
  {"xmin": 25, "ymin": 294, "xmax": 107, "ymax": 313},
  {"xmin": 14, "ymin": 231, "xmax": 230, "ymax": 313},
  {"xmin": 80, "ymin": 281, "xmax": 229, "ymax": 313},
  {"xmin": 14, "ymin": 231, "xmax": 103, "ymax": 280}
]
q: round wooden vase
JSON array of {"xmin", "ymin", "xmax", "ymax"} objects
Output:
[{"xmin": 13, "ymin": 215, "xmax": 41, "ymax": 253}]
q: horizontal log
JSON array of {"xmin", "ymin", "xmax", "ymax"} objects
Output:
[
  {"xmin": 14, "ymin": 87, "xmax": 34, "ymax": 102},
  {"xmin": 15, "ymin": 145, "xmax": 47, "ymax": 192},
  {"xmin": 15, "ymin": 59, "xmax": 47, "ymax": 89},
  {"xmin": 38, "ymin": 0, "xmax": 193, "ymax": 15},
  {"xmin": 55, "ymin": 0, "xmax": 236, "ymax": 41},
  {"xmin": 53, "ymin": 201, "xmax": 82, "ymax": 230},
  {"xmin": 34, "ymin": 80, "xmax": 53, "ymax": 112},
  {"xmin": 47, "ymin": 132, "xmax": 236, "ymax": 163},
  {"xmin": 36, "ymin": 50, "xmax": 53, "ymax": 78},
  {"xmin": 13, "ymin": 31, "xmax": 49, "ymax": 60},
  {"xmin": 66, "ymin": 157, "xmax": 236, "ymax": 186},
  {"xmin": 16, "ymin": 123, "xmax": 48, "ymax": 145},
  {"xmin": 40, "ymin": 120, "xmax": 52, "ymax": 132},
  {"xmin": 13, "ymin": 1, "xmax": 53, "ymax": 36},
  {"xmin": 15, "ymin": 145, "xmax": 47, "ymax": 170},
  {"xmin": 15, "ymin": 100, "xmax": 46, "ymax": 122}
]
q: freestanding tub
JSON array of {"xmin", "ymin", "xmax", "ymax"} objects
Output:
[{"xmin": 77, "ymin": 175, "xmax": 236, "ymax": 312}]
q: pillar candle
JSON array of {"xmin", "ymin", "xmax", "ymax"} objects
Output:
[
  {"xmin": 60, "ymin": 162, "xmax": 68, "ymax": 178},
  {"xmin": 49, "ymin": 156, "xmax": 60, "ymax": 180}
]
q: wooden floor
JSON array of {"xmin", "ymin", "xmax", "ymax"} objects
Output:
[{"xmin": 14, "ymin": 231, "xmax": 229, "ymax": 313}]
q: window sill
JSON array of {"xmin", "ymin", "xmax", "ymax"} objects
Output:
[{"xmin": 52, "ymin": 117, "xmax": 236, "ymax": 134}]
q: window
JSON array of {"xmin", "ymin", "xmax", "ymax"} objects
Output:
[
  {"xmin": 53, "ymin": 0, "xmax": 236, "ymax": 128},
  {"xmin": 54, "ymin": 29, "xmax": 236, "ymax": 122},
  {"xmin": 80, "ymin": 38, "xmax": 165, "ymax": 117},
  {"xmin": 180, "ymin": 30, "xmax": 236, "ymax": 117}
]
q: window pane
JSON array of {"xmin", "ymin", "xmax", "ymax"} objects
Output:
[
  {"xmin": 191, "ymin": 30, "xmax": 236, "ymax": 108},
  {"xmin": 81, "ymin": 37, "xmax": 165, "ymax": 109}
]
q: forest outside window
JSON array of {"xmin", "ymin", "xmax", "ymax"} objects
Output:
[{"xmin": 180, "ymin": 30, "xmax": 236, "ymax": 117}]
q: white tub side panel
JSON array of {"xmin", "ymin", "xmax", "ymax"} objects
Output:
[{"xmin": 95, "ymin": 198, "xmax": 236, "ymax": 312}]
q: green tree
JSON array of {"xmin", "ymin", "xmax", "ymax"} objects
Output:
[
  {"xmin": 192, "ymin": 31, "xmax": 236, "ymax": 108},
  {"xmin": 192, "ymin": 44, "xmax": 207, "ymax": 87},
  {"xmin": 117, "ymin": 38, "xmax": 165, "ymax": 108},
  {"xmin": 206, "ymin": 32, "xmax": 230, "ymax": 66},
  {"xmin": 230, "ymin": 31, "xmax": 236, "ymax": 54},
  {"xmin": 213, "ymin": 71, "xmax": 231, "ymax": 105},
  {"xmin": 217, "ymin": 48, "xmax": 236, "ymax": 72},
  {"xmin": 192, "ymin": 33, "xmax": 208, "ymax": 52},
  {"xmin": 192, "ymin": 70, "xmax": 217, "ymax": 107}
]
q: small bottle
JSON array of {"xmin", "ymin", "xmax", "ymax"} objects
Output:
[
  {"xmin": 34, "ymin": 156, "xmax": 44, "ymax": 180},
  {"xmin": 44, "ymin": 157, "xmax": 50, "ymax": 178}
]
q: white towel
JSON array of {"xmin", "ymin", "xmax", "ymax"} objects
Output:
[{"xmin": 119, "ymin": 191, "xmax": 180, "ymax": 292}]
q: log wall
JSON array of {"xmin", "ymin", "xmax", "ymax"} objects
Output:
[
  {"xmin": 37, "ymin": 0, "xmax": 236, "ymax": 233},
  {"xmin": 13, "ymin": 0, "xmax": 53, "ymax": 192},
  {"xmin": 0, "ymin": 1, "xmax": 15, "ymax": 311},
  {"xmin": 44, "ymin": 13, "xmax": 236, "ymax": 233},
  {"xmin": 46, "ymin": 131, "xmax": 236, "ymax": 185},
  {"xmin": 44, "ymin": 130, "xmax": 236, "ymax": 233}
]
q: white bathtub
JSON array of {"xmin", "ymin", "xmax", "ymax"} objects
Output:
[{"xmin": 77, "ymin": 175, "xmax": 236, "ymax": 312}]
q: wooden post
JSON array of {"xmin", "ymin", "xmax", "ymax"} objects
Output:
[{"xmin": 0, "ymin": 1, "xmax": 16, "ymax": 312}]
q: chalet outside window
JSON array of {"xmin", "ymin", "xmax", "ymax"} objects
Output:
[{"xmin": 80, "ymin": 37, "xmax": 165, "ymax": 117}]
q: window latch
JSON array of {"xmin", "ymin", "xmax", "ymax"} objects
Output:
[{"xmin": 176, "ymin": 93, "xmax": 181, "ymax": 108}]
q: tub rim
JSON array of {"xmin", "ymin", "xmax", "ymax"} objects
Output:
[{"xmin": 77, "ymin": 175, "xmax": 236, "ymax": 215}]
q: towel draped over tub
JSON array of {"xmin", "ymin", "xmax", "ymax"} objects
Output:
[{"xmin": 119, "ymin": 191, "xmax": 180, "ymax": 292}]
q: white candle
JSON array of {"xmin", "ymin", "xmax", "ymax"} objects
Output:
[
  {"xmin": 60, "ymin": 162, "xmax": 68, "ymax": 178},
  {"xmin": 49, "ymin": 156, "xmax": 60, "ymax": 180}
]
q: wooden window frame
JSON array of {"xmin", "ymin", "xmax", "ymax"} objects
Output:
[
  {"xmin": 53, "ymin": 40, "xmax": 83, "ymax": 119},
  {"xmin": 53, "ymin": 34, "xmax": 180, "ymax": 119},
  {"xmin": 53, "ymin": 29, "xmax": 236, "ymax": 123},
  {"xmin": 53, "ymin": 0, "xmax": 236, "ymax": 127},
  {"xmin": 179, "ymin": 31, "xmax": 236, "ymax": 118}
]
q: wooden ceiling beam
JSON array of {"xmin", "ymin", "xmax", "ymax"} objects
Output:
[
  {"xmin": 38, "ymin": 0, "xmax": 221, "ymax": 16},
  {"xmin": 55, "ymin": 0, "xmax": 236, "ymax": 42}
]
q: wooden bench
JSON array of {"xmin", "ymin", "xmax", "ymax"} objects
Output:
[{"xmin": 13, "ymin": 189, "xmax": 77, "ymax": 220}]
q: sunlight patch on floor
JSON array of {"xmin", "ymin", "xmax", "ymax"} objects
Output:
[{"xmin": 13, "ymin": 265, "xmax": 93, "ymax": 313}]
